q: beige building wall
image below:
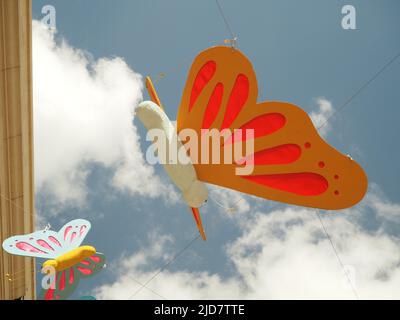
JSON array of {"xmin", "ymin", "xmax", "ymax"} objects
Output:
[{"xmin": 0, "ymin": 0, "xmax": 35, "ymax": 300}]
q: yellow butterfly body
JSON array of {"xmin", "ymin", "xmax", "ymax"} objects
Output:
[{"xmin": 42, "ymin": 245, "xmax": 96, "ymax": 272}]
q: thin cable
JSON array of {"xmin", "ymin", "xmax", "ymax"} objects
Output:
[
  {"xmin": 313, "ymin": 52, "xmax": 400, "ymax": 300},
  {"xmin": 151, "ymin": 63, "xmax": 185, "ymax": 84},
  {"xmin": 125, "ymin": 274, "xmax": 168, "ymax": 300},
  {"xmin": 209, "ymin": 194, "xmax": 244, "ymax": 213},
  {"xmin": 318, "ymin": 50, "xmax": 400, "ymax": 130},
  {"xmin": 0, "ymin": 193, "xmax": 35, "ymax": 219},
  {"xmin": 215, "ymin": 0, "xmax": 236, "ymax": 40},
  {"xmin": 152, "ymin": 2, "xmax": 236, "ymax": 84},
  {"xmin": 315, "ymin": 210, "xmax": 359, "ymax": 300},
  {"xmin": 127, "ymin": 233, "xmax": 200, "ymax": 299}
]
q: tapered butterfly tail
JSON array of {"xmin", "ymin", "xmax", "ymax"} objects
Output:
[{"xmin": 191, "ymin": 207, "xmax": 207, "ymax": 241}]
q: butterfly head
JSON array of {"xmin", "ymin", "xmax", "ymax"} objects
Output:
[{"xmin": 42, "ymin": 259, "xmax": 58, "ymax": 271}]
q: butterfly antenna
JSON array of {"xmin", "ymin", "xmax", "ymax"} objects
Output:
[{"xmin": 145, "ymin": 76, "xmax": 163, "ymax": 109}]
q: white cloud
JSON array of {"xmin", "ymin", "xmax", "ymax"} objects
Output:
[
  {"xmin": 33, "ymin": 21, "xmax": 177, "ymax": 209},
  {"xmin": 364, "ymin": 184, "xmax": 400, "ymax": 224},
  {"xmin": 310, "ymin": 97, "xmax": 334, "ymax": 138},
  {"xmin": 93, "ymin": 187, "xmax": 400, "ymax": 300}
]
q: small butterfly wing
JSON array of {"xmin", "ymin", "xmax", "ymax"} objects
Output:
[
  {"xmin": 74, "ymin": 253, "xmax": 106, "ymax": 278},
  {"xmin": 38, "ymin": 268, "xmax": 80, "ymax": 300},
  {"xmin": 57, "ymin": 219, "xmax": 91, "ymax": 251},
  {"xmin": 177, "ymin": 46, "xmax": 367, "ymax": 210},
  {"xmin": 2, "ymin": 229, "xmax": 66, "ymax": 259},
  {"xmin": 38, "ymin": 253, "xmax": 106, "ymax": 300}
]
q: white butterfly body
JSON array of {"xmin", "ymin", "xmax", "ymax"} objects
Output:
[{"xmin": 136, "ymin": 101, "xmax": 208, "ymax": 208}]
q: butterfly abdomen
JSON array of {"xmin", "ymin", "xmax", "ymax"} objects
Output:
[{"xmin": 136, "ymin": 101, "xmax": 208, "ymax": 208}]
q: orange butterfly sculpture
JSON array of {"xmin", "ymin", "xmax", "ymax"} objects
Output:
[{"xmin": 138, "ymin": 46, "xmax": 368, "ymax": 240}]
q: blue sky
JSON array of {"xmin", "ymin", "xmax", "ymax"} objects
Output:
[{"xmin": 29, "ymin": 1, "xmax": 400, "ymax": 299}]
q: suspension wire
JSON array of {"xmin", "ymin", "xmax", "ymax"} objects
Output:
[
  {"xmin": 148, "ymin": 1, "xmax": 239, "ymax": 85},
  {"xmin": 0, "ymin": 193, "xmax": 35, "ymax": 219},
  {"xmin": 124, "ymin": 202, "xmax": 282, "ymax": 300},
  {"xmin": 315, "ymin": 210, "xmax": 359, "ymax": 300},
  {"xmin": 125, "ymin": 274, "xmax": 168, "ymax": 300},
  {"xmin": 127, "ymin": 233, "xmax": 200, "ymax": 299},
  {"xmin": 151, "ymin": 63, "xmax": 185, "ymax": 84},
  {"xmin": 312, "ymin": 50, "xmax": 400, "ymax": 299},
  {"xmin": 209, "ymin": 194, "xmax": 244, "ymax": 214},
  {"xmin": 318, "ymin": 50, "xmax": 400, "ymax": 130},
  {"xmin": 215, "ymin": 0, "xmax": 237, "ymax": 41}
]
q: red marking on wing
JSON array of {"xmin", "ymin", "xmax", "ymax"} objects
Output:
[
  {"xmin": 37, "ymin": 239, "xmax": 54, "ymax": 251},
  {"xmin": 189, "ymin": 61, "xmax": 216, "ymax": 111},
  {"xmin": 59, "ymin": 271, "xmax": 66, "ymax": 291},
  {"xmin": 227, "ymin": 113, "xmax": 286, "ymax": 145},
  {"xmin": 243, "ymin": 173, "xmax": 329, "ymax": 196},
  {"xmin": 240, "ymin": 113, "xmax": 286, "ymax": 140},
  {"xmin": 77, "ymin": 266, "xmax": 93, "ymax": 275},
  {"xmin": 80, "ymin": 260, "xmax": 90, "ymax": 266},
  {"xmin": 15, "ymin": 242, "xmax": 47, "ymax": 254},
  {"xmin": 239, "ymin": 144, "xmax": 302, "ymax": 165},
  {"xmin": 70, "ymin": 232, "xmax": 77, "ymax": 243},
  {"xmin": 89, "ymin": 255, "xmax": 101, "ymax": 263},
  {"xmin": 79, "ymin": 225, "xmax": 87, "ymax": 237},
  {"xmin": 64, "ymin": 226, "xmax": 72, "ymax": 241},
  {"xmin": 202, "ymin": 83, "xmax": 224, "ymax": 129},
  {"xmin": 69, "ymin": 268, "xmax": 75, "ymax": 284},
  {"xmin": 221, "ymin": 74, "xmax": 249, "ymax": 130},
  {"xmin": 48, "ymin": 236, "xmax": 61, "ymax": 247}
]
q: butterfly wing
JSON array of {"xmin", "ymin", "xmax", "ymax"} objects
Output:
[
  {"xmin": 38, "ymin": 268, "xmax": 79, "ymax": 300},
  {"xmin": 177, "ymin": 46, "xmax": 367, "ymax": 210},
  {"xmin": 38, "ymin": 253, "xmax": 106, "ymax": 300},
  {"xmin": 2, "ymin": 219, "xmax": 92, "ymax": 259},
  {"xmin": 2, "ymin": 229, "xmax": 67, "ymax": 259},
  {"xmin": 73, "ymin": 253, "xmax": 106, "ymax": 277},
  {"xmin": 57, "ymin": 219, "xmax": 91, "ymax": 252}
]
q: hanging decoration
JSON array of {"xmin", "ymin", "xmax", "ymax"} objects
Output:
[
  {"xmin": 2, "ymin": 219, "xmax": 106, "ymax": 300},
  {"xmin": 136, "ymin": 46, "xmax": 368, "ymax": 240}
]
